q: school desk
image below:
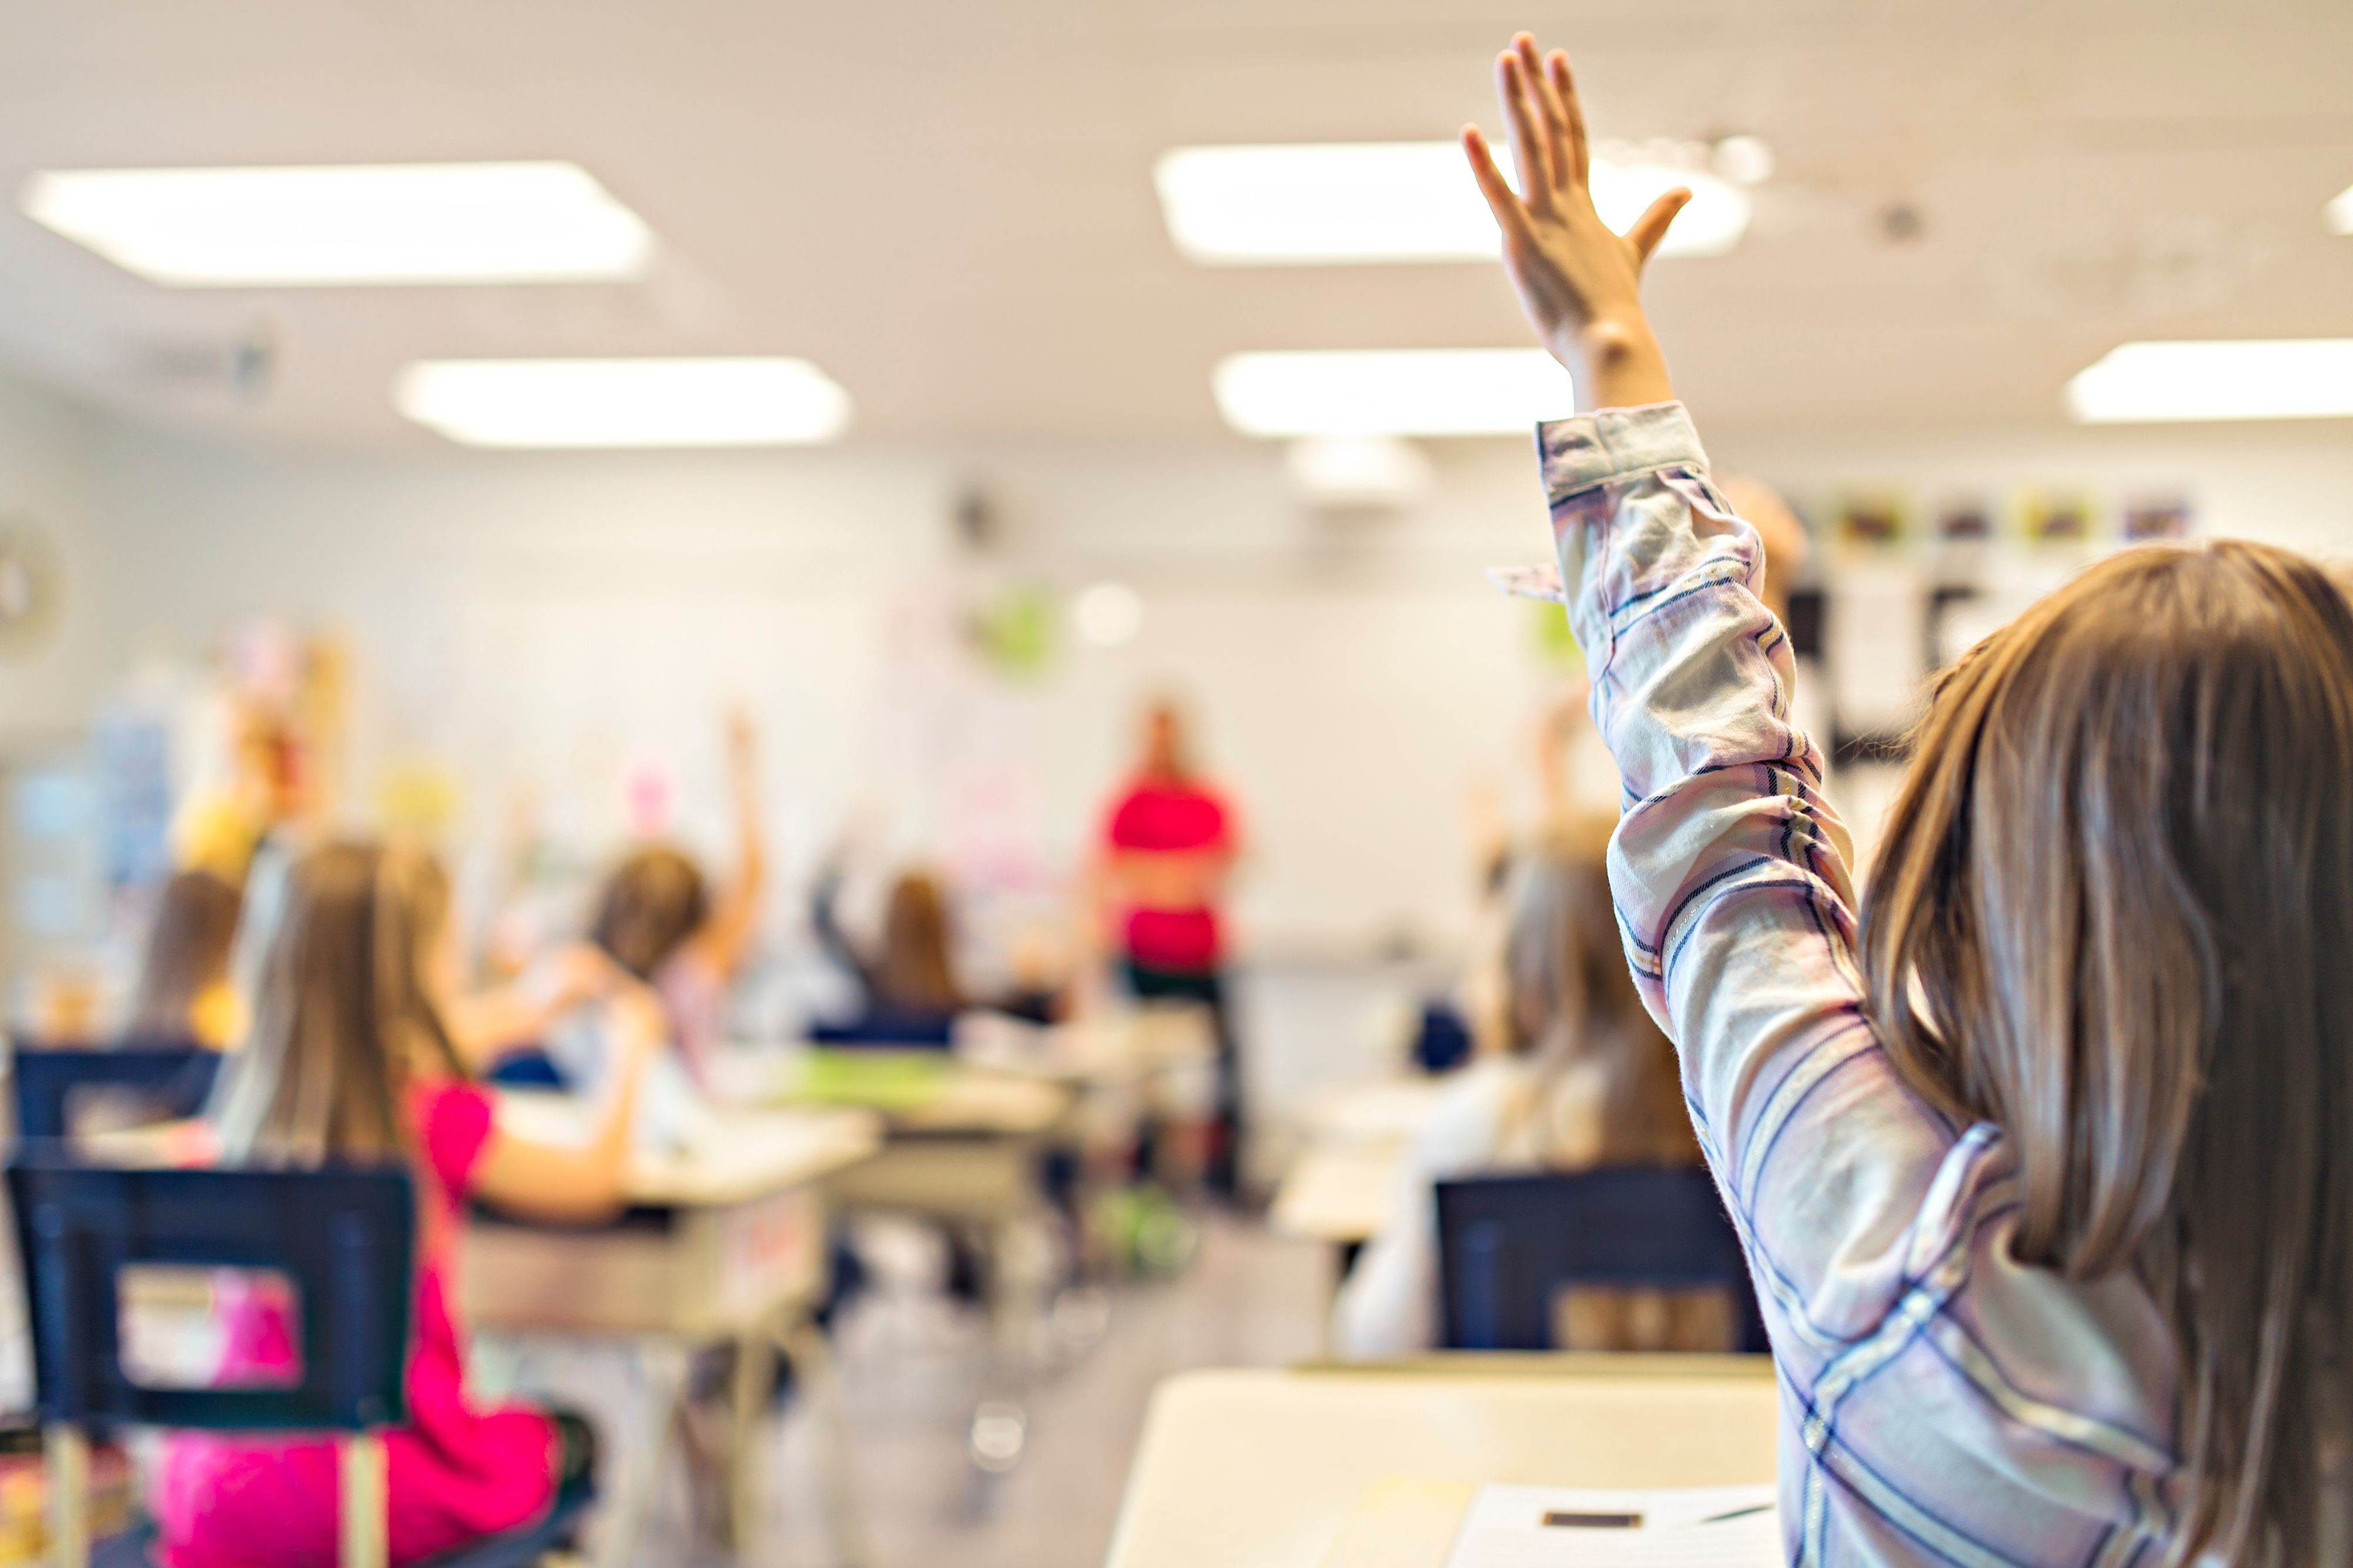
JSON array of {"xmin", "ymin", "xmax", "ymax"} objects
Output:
[
  {"xmin": 954, "ymin": 1006, "xmax": 1218, "ymax": 1091},
  {"xmin": 464, "ymin": 1097, "xmax": 883, "ymax": 1568},
  {"xmin": 1273, "ymin": 1076, "xmax": 1449, "ymax": 1249},
  {"xmin": 717, "ymin": 1048, "xmax": 1072, "ymax": 1240},
  {"xmin": 1104, "ymin": 1355, "xmax": 1779, "ymax": 1568},
  {"xmin": 1271, "ymin": 1140, "xmax": 1402, "ymax": 1254},
  {"xmin": 1298, "ymin": 1077, "xmax": 1451, "ymax": 1146}
]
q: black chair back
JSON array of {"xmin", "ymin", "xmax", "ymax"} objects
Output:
[
  {"xmin": 11, "ymin": 1046, "xmax": 222, "ymax": 1143},
  {"xmin": 8, "ymin": 1156, "xmax": 414, "ymax": 1432},
  {"xmin": 809, "ymin": 1008, "xmax": 956, "ymax": 1049},
  {"xmin": 1437, "ymin": 1167, "xmax": 1769, "ymax": 1353}
]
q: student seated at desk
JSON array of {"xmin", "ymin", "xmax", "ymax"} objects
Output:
[
  {"xmin": 811, "ymin": 855, "xmax": 1064, "ymax": 1039},
  {"xmin": 1331, "ymin": 816, "xmax": 1711, "ymax": 1357},
  {"xmin": 588, "ymin": 712, "xmax": 765, "ymax": 1080},
  {"xmin": 126, "ymin": 868, "xmax": 246, "ymax": 1047},
  {"xmin": 158, "ymin": 840, "xmax": 662, "ymax": 1568}
]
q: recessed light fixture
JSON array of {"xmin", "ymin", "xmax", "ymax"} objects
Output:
[
  {"xmin": 2067, "ymin": 339, "xmax": 2353, "ymax": 423},
  {"xmin": 1213, "ymin": 349, "xmax": 1576, "ymax": 437},
  {"xmin": 19, "ymin": 162, "xmax": 654, "ymax": 286},
  {"xmin": 394, "ymin": 358, "xmax": 852, "ymax": 448},
  {"xmin": 2327, "ymin": 183, "xmax": 2353, "ymax": 235},
  {"xmin": 1154, "ymin": 141, "xmax": 1750, "ymax": 266}
]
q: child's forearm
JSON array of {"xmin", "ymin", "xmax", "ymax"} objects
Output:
[{"xmin": 1576, "ymin": 318, "xmax": 1675, "ymax": 412}]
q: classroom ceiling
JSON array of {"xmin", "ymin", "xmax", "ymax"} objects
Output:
[{"xmin": 0, "ymin": 0, "xmax": 2347, "ymax": 449}]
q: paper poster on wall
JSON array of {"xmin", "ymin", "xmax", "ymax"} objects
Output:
[
  {"xmin": 1835, "ymin": 493, "xmax": 1909, "ymax": 549},
  {"xmin": 2018, "ymin": 490, "xmax": 2094, "ymax": 545},
  {"xmin": 1826, "ymin": 564, "xmax": 1930, "ymax": 735},
  {"xmin": 1933, "ymin": 496, "xmax": 1994, "ymax": 543},
  {"xmin": 2123, "ymin": 495, "xmax": 2193, "ymax": 541}
]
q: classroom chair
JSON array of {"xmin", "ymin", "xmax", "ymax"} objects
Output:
[
  {"xmin": 1435, "ymin": 1167, "xmax": 1771, "ymax": 1354},
  {"xmin": 7, "ymin": 1156, "xmax": 594, "ymax": 1568},
  {"xmin": 808, "ymin": 1009, "xmax": 956, "ymax": 1049},
  {"xmin": 9, "ymin": 1044, "xmax": 222, "ymax": 1143}
]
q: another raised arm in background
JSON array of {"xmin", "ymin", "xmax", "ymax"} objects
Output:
[{"xmin": 690, "ymin": 709, "xmax": 768, "ymax": 980}]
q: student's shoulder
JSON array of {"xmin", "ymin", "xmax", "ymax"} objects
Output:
[{"xmin": 409, "ymin": 1076, "xmax": 496, "ymax": 1192}]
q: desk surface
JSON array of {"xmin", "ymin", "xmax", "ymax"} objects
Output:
[
  {"xmin": 1270, "ymin": 1142, "xmax": 1404, "ymax": 1245},
  {"xmin": 1104, "ymin": 1358, "xmax": 1781, "ymax": 1568},
  {"xmin": 1301, "ymin": 1077, "xmax": 1450, "ymax": 1145},
  {"xmin": 956, "ymin": 1008, "xmax": 1216, "ymax": 1087},
  {"xmin": 492, "ymin": 1095, "xmax": 882, "ymax": 1207},
  {"xmin": 711, "ymin": 1048, "xmax": 1073, "ymax": 1137}
]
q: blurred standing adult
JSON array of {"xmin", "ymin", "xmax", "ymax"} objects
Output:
[{"xmin": 1094, "ymin": 699, "xmax": 1245, "ymax": 1196}]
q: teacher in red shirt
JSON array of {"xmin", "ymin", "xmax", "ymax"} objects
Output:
[{"xmin": 1096, "ymin": 698, "xmax": 1245, "ymax": 1196}]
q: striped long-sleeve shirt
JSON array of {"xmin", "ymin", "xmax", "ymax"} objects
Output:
[{"xmin": 1539, "ymin": 402, "xmax": 2185, "ymax": 1567}]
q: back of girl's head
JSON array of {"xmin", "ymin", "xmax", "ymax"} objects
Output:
[
  {"xmin": 878, "ymin": 871, "xmax": 961, "ymax": 1014},
  {"xmin": 209, "ymin": 840, "xmax": 462, "ymax": 1167},
  {"xmin": 1504, "ymin": 815, "xmax": 1694, "ymax": 1167},
  {"xmin": 1861, "ymin": 539, "xmax": 2353, "ymax": 1563},
  {"xmin": 591, "ymin": 846, "xmax": 708, "ymax": 979},
  {"xmin": 129, "ymin": 869, "xmax": 243, "ymax": 1040}
]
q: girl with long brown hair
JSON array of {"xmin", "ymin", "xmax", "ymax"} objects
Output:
[
  {"xmin": 587, "ymin": 712, "xmax": 767, "ymax": 1081},
  {"xmin": 156, "ymin": 841, "xmax": 664, "ymax": 1568},
  {"xmin": 1466, "ymin": 31, "xmax": 2350, "ymax": 1563},
  {"xmin": 126, "ymin": 869, "xmax": 246, "ymax": 1046},
  {"xmin": 1331, "ymin": 816, "xmax": 1702, "ymax": 1357}
]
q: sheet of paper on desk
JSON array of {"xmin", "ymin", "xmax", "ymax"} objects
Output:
[{"xmin": 1443, "ymin": 1483, "xmax": 1779, "ymax": 1567}]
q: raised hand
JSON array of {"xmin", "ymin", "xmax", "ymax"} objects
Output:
[{"xmin": 1462, "ymin": 34, "xmax": 1686, "ymax": 410}]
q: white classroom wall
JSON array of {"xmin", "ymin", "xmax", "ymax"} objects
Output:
[
  {"xmin": 0, "ymin": 369, "xmax": 111, "ymax": 736},
  {"xmin": 5, "ymin": 364, "xmax": 2353, "ymax": 959}
]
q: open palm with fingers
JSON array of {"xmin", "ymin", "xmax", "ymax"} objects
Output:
[{"xmin": 1462, "ymin": 33, "xmax": 1688, "ymax": 409}]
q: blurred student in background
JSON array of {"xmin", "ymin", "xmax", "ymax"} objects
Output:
[
  {"xmin": 126, "ymin": 869, "xmax": 245, "ymax": 1046},
  {"xmin": 588, "ymin": 713, "xmax": 765, "ymax": 1080},
  {"xmin": 1094, "ymin": 698, "xmax": 1244, "ymax": 1195},
  {"xmin": 811, "ymin": 822, "xmax": 1067, "ymax": 1039},
  {"xmin": 811, "ymin": 855, "xmax": 962, "ymax": 1040},
  {"xmin": 161, "ymin": 842, "xmax": 662, "ymax": 1568},
  {"xmin": 1331, "ymin": 816, "xmax": 1709, "ymax": 1357}
]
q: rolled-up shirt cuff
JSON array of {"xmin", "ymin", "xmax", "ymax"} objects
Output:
[{"xmin": 1535, "ymin": 401, "xmax": 1711, "ymax": 503}]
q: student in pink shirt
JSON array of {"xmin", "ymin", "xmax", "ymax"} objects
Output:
[
  {"xmin": 158, "ymin": 842, "xmax": 662, "ymax": 1568},
  {"xmin": 1095, "ymin": 699, "xmax": 1245, "ymax": 1195}
]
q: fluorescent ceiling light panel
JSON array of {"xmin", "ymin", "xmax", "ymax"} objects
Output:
[
  {"xmin": 394, "ymin": 358, "xmax": 852, "ymax": 448},
  {"xmin": 19, "ymin": 162, "xmax": 654, "ymax": 286},
  {"xmin": 1155, "ymin": 141, "xmax": 1748, "ymax": 265},
  {"xmin": 2067, "ymin": 339, "xmax": 2353, "ymax": 423},
  {"xmin": 2328, "ymin": 182, "xmax": 2353, "ymax": 235},
  {"xmin": 1214, "ymin": 348, "xmax": 1576, "ymax": 437}
]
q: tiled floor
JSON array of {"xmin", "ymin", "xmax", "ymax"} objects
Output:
[{"xmin": 610, "ymin": 1212, "xmax": 1334, "ymax": 1568}]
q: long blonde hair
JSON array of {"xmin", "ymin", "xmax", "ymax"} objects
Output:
[
  {"xmin": 1502, "ymin": 815, "xmax": 1695, "ymax": 1169},
  {"xmin": 1861, "ymin": 540, "xmax": 2353, "ymax": 1564},
  {"xmin": 208, "ymin": 842, "xmax": 466, "ymax": 1166}
]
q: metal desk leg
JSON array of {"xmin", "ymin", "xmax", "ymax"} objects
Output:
[
  {"xmin": 338, "ymin": 1432, "xmax": 389, "ymax": 1568},
  {"xmin": 778, "ymin": 1316, "xmax": 872, "ymax": 1568},
  {"xmin": 724, "ymin": 1325, "xmax": 778, "ymax": 1557},
  {"xmin": 45, "ymin": 1427, "xmax": 89, "ymax": 1568},
  {"xmin": 598, "ymin": 1338, "xmax": 689, "ymax": 1568}
]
